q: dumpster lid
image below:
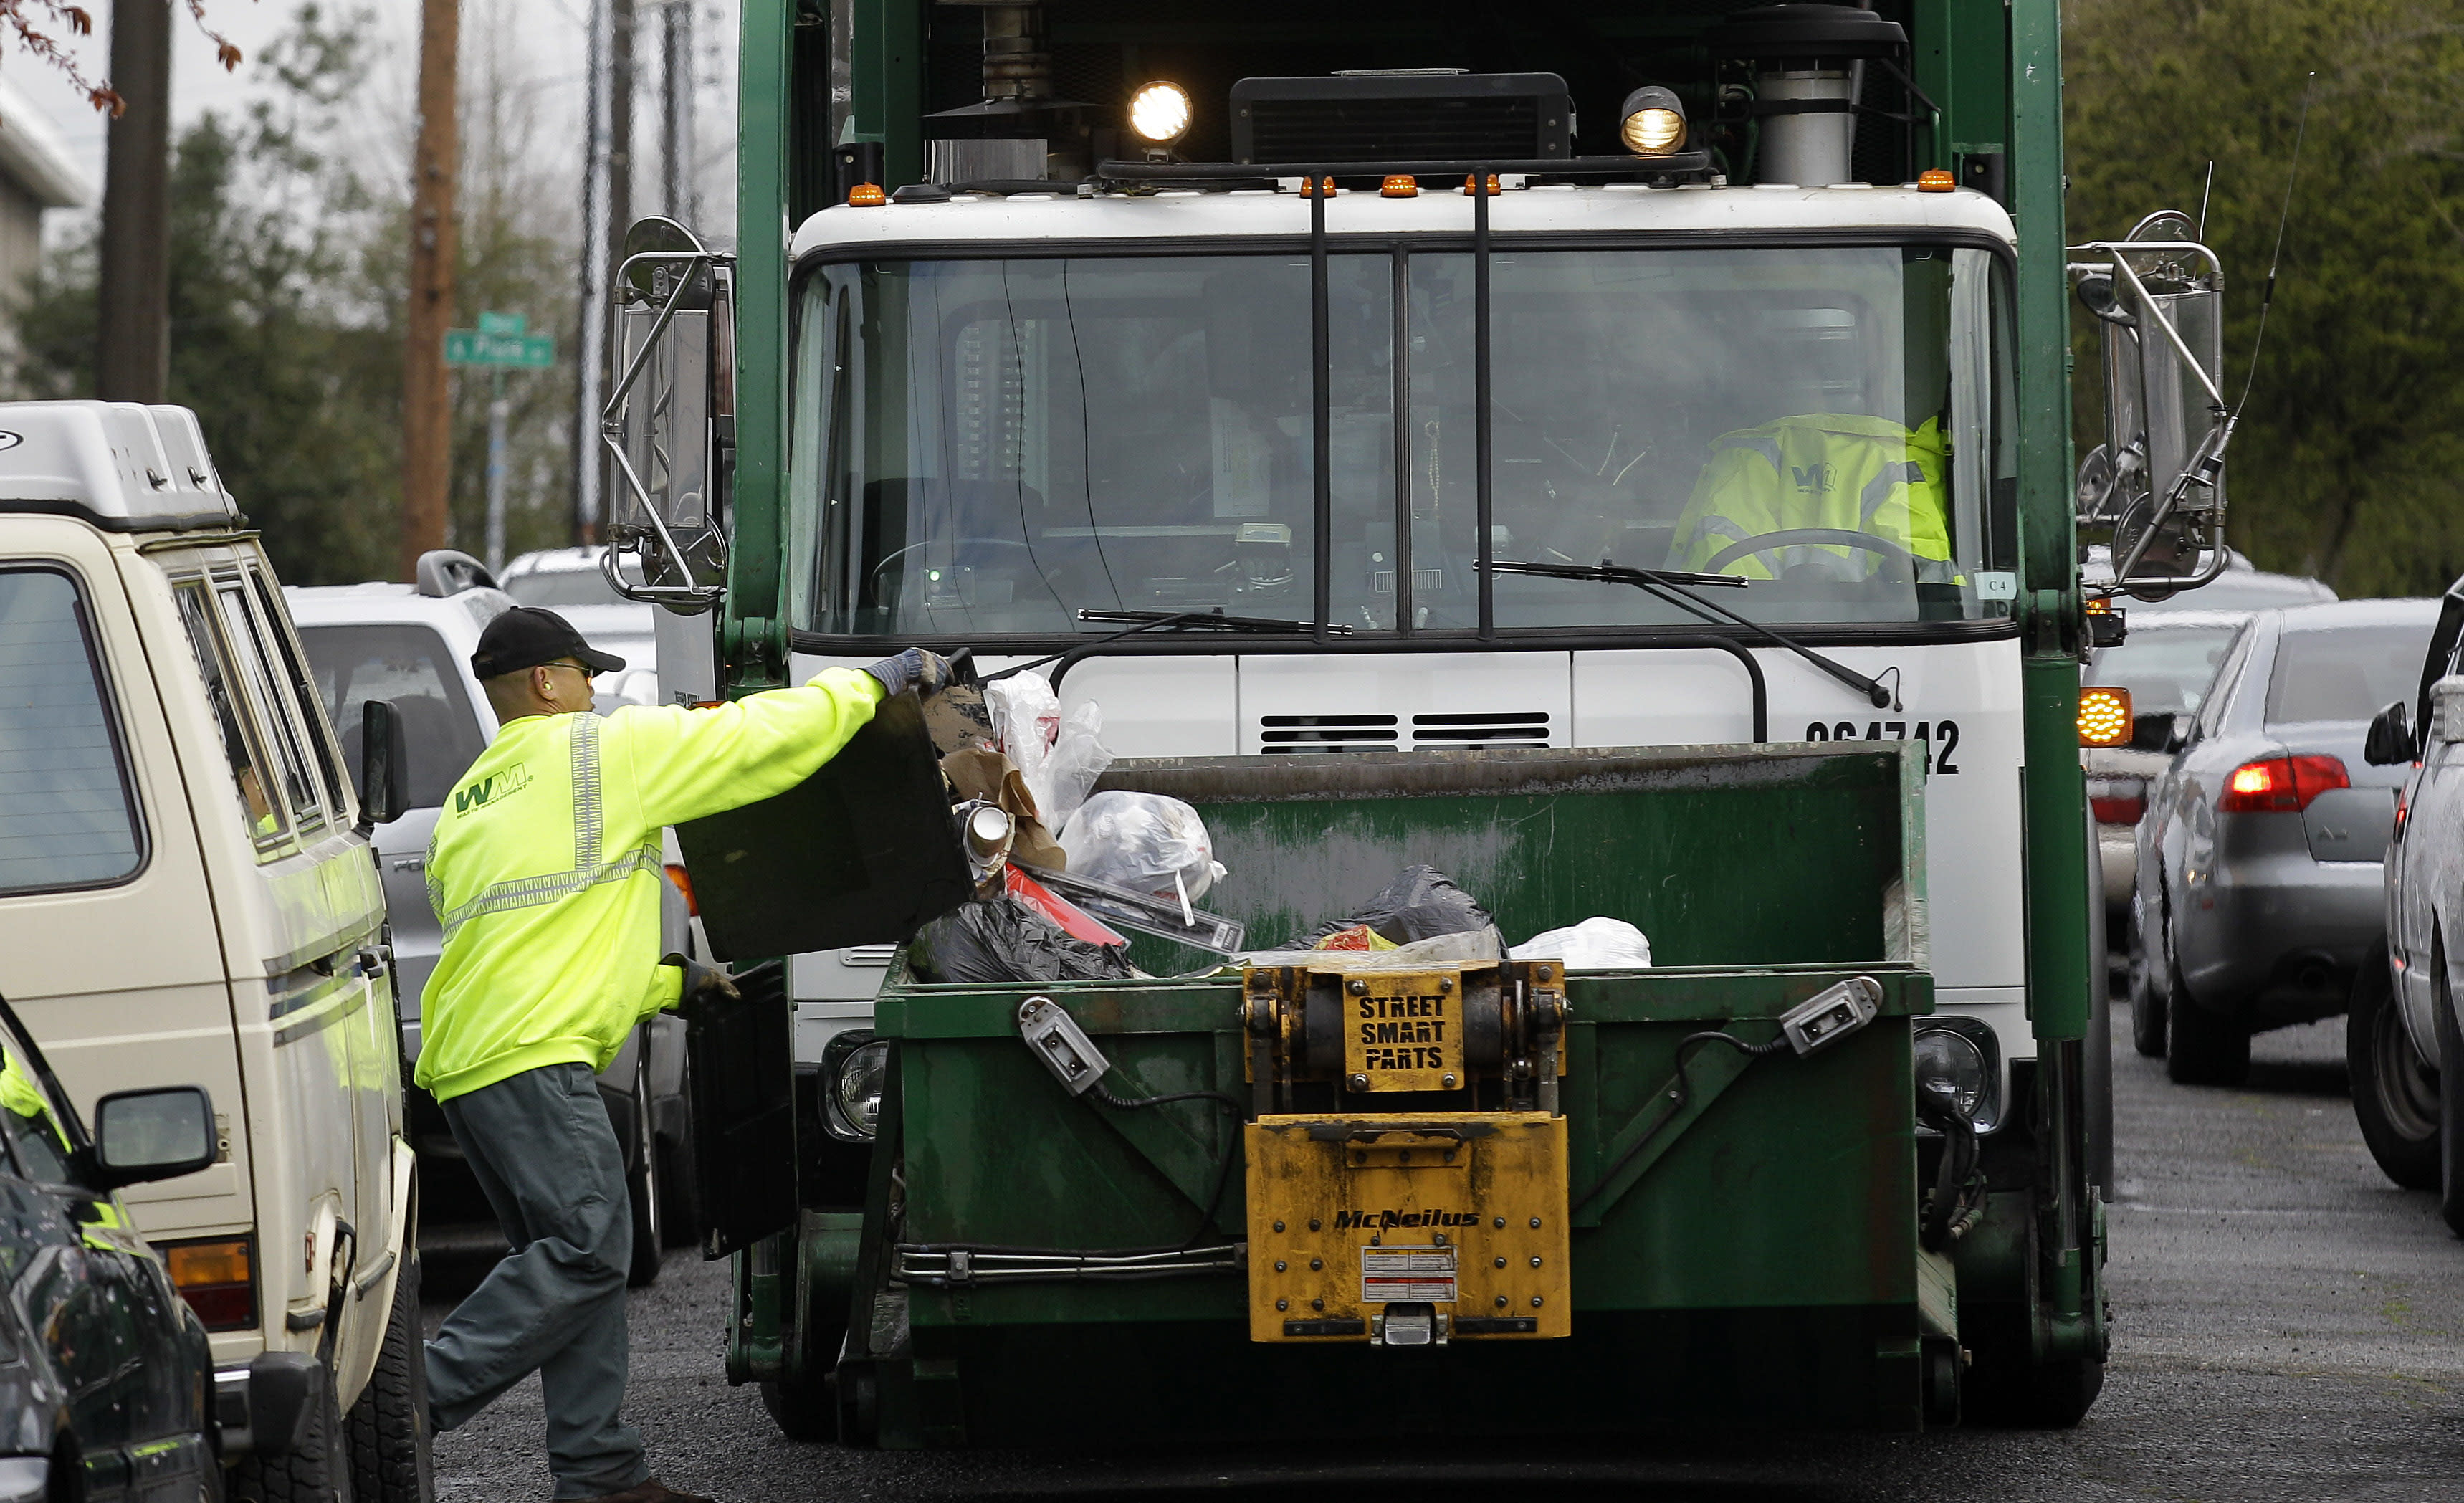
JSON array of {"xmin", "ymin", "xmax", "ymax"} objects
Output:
[{"xmin": 675, "ymin": 689, "xmax": 973, "ymax": 961}]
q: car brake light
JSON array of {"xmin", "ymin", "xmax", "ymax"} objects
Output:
[
  {"xmin": 2218, "ymin": 754, "xmax": 2351, "ymax": 813},
  {"xmin": 163, "ymin": 1236, "xmax": 255, "ymax": 1331},
  {"xmin": 2086, "ymin": 776, "xmax": 2145, "ymax": 826},
  {"xmin": 663, "ymin": 863, "xmax": 699, "ymax": 917}
]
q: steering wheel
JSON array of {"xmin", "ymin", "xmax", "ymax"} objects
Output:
[
  {"xmin": 1701, "ymin": 528, "xmax": 1919, "ymax": 576},
  {"xmin": 866, "ymin": 538, "xmax": 1041, "ymax": 596}
]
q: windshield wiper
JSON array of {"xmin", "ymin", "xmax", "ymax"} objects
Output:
[
  {"xmin": 984, "ymin": 608, "xmax": 1347, "ymax": 688},
  {"xmin": 1484, "ymin": 559, "xmax": 1896, "ymax": 710}
]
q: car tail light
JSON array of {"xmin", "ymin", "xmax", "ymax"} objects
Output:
[
  {"xmin": 2217, "ymin": 754, "xmax": 2351, "ymax": 813},
  {"xmin": 2086, "ymin": 776, "xmax": 2145, "ymax": 826},
  {"xmin": 162, "ymin": 1236, "xmax": 255, "ymax": 1331}
]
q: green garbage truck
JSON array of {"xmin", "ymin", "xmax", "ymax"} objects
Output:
[{"xmin": 601, "ymin": 0, "xmax": 2241, "ymax": 1442}]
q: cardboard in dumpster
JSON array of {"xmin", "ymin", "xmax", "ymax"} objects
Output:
[
  {"xmin": 674, "ymin": 689, "xmax": 974, "ymax": 960},
  {"xmin": 940, "ymin": 745, "xmax": 1066, "ymax": 871}
]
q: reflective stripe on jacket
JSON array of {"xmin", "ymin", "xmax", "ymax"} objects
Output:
[
  {"xmin": 1669, "ymin": 414, "xmax": 1952, "ymax": 580},
  {"xmin": 415, "ymin": 669, "xmax": 886, "ymax": 1102}
]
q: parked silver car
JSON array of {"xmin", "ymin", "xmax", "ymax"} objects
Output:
[
  {"xmin": 2134, "ymin": 598, "xmax": 2435, "ymax": 1085},
  {"xmin": 2362, "ymin": 576, "xmax": 2464, "ymax": 1200}
]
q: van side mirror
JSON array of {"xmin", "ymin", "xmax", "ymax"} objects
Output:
[
  {"xmin": 87, "ymin": 1085, "xmax": 216, "ymax": 1189},
  {"xmin": 2367, "ymin": 700, "xmax": 2418, "ymax": 766},
  {"xmin": 356, "ymin": 698, "xmax": 409, "ymax": 835}
]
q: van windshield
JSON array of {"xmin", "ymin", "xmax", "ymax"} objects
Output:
[{"xmin": 787, "ymin": 244, "xmax": 2018, "ymax": 639}]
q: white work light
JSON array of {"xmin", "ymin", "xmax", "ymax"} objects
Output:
[
  {"xmin": 1617, "ymin": 85, "xmax": 1688, "ymax": 156},
  {"xmin": 1128, "ymin": 80, "xmax": 1193, "ymax": 147},
  {"xmin": 823, "ymin": 1035, "xmax": 892, "ymax": 1142}
]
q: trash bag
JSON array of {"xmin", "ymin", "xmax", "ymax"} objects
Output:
[
  {"xmin": 1298, "ymin": 864, "xmax": 1496, "ymax": 948},
  {"xmin": 986, "ymin": 671, "xmax": 1115, "ymax": 834},
  {"xmin": 1509, "ymin": 916, "xmax": 1653, "ymax": 970},
  {"xmin": 1059, "ymin": 791, "xmax": 1226, "ymax": 902},
  {"xmin": 907, "ymin": 894, "xmax": 1138, "ymax": 986}
]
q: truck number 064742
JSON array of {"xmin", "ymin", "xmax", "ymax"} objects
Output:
[{"xmin": 1802, "ymin": 719, "xmax": 1961, "ymax": 776}]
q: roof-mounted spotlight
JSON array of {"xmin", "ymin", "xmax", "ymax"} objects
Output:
[
  {"xmin": 1127, "ymin": 80, "xmax": 1193, "ymax": 154},
  {"xmin": 1618, "ymin": 86, "xmax": 1688, "ymax": 157}
]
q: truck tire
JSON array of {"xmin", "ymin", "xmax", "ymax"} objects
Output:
[
  {"xmin": 2025, "ymin": 1355, "xmax": 2104, "ymax": 1428},
  {"xmin": 2164, "ymin": 940, "xmax": 2250, "ymax": 1086},
  {"xmin": 2438, "ymin": 959, "xmax": 2464, "ymax": 1237},
  {"xmin": 2351, "ymin": 952, "xmax": 2440, "ymax": 1190},
  {"xmin": 346, "ymin": 1255, "xmax": 434, "ymax": 1503},
  {"xmin": 229, "ymin": 1364, "xmax": 349, "ymax": 1503},
  {"xmin": 758, "ymin": 1375, "xmax": 834, "ymax": 1442},
  {"xmin": 627, "ymin": 1052, "xmax": 664, "ymax": 1288}
]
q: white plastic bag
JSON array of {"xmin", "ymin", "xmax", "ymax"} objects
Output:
[
  {"xmin": 1038, "ymin": 700, "xmax": 1112, "ymax": 831},
  {"xmin": 1059, "ymin": 791, "xmax": 1226, "ymax": 902},
  {"xmin": 985, "ymin": 671, "xmax": 1112, "ymax": 829},
  {"xmin": 1509, "ymin": 916, "xmax": 1653, "ymax": 970}
]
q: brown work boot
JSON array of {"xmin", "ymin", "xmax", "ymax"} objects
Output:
[{"xmin": 573, "ymin": 1481, "xmax": 717, "ymax": 1503}]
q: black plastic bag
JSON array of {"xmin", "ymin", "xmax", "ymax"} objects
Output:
[
  {"xmin": 909, "ymin": 894, "xmax": 1139, "ymax": 985},
  {"xmin": 1297, "ymin": 864, "xmax": 1496, "ymax": 948}
]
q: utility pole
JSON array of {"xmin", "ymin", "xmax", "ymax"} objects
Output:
[
  {"xmin": 571, "ymin": 0, "xmax": 607, "ymax": 547},
  {"xmin": 97, "ymin": 0, "xmax": 173, "ymax": 402},
  {"xmin": 595, "ymin": 0, "xmax": 636, "ymax": 540},
  {"xmin": 661, "ymin": 0, "xmax": 697, "ymax": 226},
  {"xmin": 403, "ymin": 0, "xmax": 460, "ymax": 578}
]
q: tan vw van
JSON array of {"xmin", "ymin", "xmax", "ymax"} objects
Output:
[{"xmin": 0, "ymin": 402, "xmax": 424, "ymax": 1502}]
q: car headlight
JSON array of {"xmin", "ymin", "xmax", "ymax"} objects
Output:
[
  {"xmin": 1912, "ymin": 1018, "xmax": 2002, "ymax": 1132},
  {"xmin": 823, "ymin": 1034, "xmax": 892, "ymax": 1142}
]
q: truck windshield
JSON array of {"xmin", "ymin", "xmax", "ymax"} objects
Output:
[{"xmin": 788, "ymin": 244, "xmax": 2017, "ymax": 639}]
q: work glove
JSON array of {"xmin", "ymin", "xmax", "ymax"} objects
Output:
[
  {"xmin": 662, "ymin": 953, "xmax": 740, "ymax": 1014},
  {"xmin": 863, "ymin": 647, "xmax": 954, "ymax": 699}
]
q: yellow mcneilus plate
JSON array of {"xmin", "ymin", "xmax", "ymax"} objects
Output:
[{"xmin": 1245, "ymin": 1112, "xmax": 1570, "ymax": 1342}]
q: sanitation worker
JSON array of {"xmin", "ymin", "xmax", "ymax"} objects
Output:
[
  {"xmin": 418, "ymin": 603, "xmax": 946, "ymax": 1503},
  {"xmin": 1668, "ymin": 413, "xmax": 1954, "ymax": 584}
]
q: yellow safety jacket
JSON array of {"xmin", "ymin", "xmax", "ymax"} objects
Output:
[
  {"xmin": 1669, "ymin": 414, "xmax": 1953, "ymax": 581},
  {"xmin": 416, "ymin": 669, "xmax": 887, "ymax": 1102}
]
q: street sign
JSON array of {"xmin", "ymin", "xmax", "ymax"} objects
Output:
[
  {"xmin": 476, "ymin": 310, "xmax": 525, "ymax": 336},
  {"xmin": 444, "ymin": 329, "xmax": 555, "ymax": 368}
]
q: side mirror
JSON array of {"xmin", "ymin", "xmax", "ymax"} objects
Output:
[
  {"xmin": 356, "ymin": 698, "xmax": 409, "ymax": 835},
  {"xmin": 2130, "ymin": 711, "xmax": 2177, "ymax": 753},
  {"xmin": 89, "ymin": 1085, "xmax": 216, "ymax": 1189},
  {"xmin": 606, "ymin": 216, "xmax": 730, "ymax": 610},
  {"xmin": 2367, "ymin": 700, "xmax": 2418, "ymax": 766},
  {"xmin": 2166, "ymin": 718, "xmax": 2191, "ymax": 755}
]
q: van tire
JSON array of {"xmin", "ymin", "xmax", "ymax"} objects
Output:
[
  {"xmin": 2351, "ymin": 953, "xmax": 2440, "ymax": 1190},
  {"xmin": 2437, "ymin": 957, "xmax": 2464, "ymax": 1237},
  {"xmin": 626, "ymin": 1053, "xmax": 664, "ymax": 1288},
  {"xmin": 346, "ymin": 1254, "xmax": 434, "ymax": 1503},
  {"xmin": 229, "ymin": 1362, "xmax": 350, "ymax": 1503}
]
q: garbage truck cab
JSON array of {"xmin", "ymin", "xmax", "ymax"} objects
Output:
[{"xmin": 608, "ymin": 0, "xmax": 2244, "ymax": 1441}]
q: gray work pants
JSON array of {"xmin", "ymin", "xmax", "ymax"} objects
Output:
[{"xmin": 426, "ymin": 1061, "xmax": 648, "ymax": 1499}]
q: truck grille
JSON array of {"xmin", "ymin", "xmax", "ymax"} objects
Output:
[
  {"xmin": 1412, "ymin": 712, "xmax": 1552, "ymax": 749},
  {"xmin": 1230, "ymin": 72, "xmax": 1572, "ymax": 166},
  {"xmin": 1259, "ymin": 714, "xmax": 1399, "ymax": 753}
]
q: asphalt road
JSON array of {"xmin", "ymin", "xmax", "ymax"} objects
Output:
[{"xmin": 424, "ymin": 1018, "xmax": 2464, "ymax": 1502}]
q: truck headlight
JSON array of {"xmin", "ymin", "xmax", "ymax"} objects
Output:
[
  {"xmin": 823, "ymin": 1034, "xmax": 892, "ymax": 1142},
  {"xmin": 1912, "ymin": 1018, "xmax": 2002, "ymax": 1132},
  {"xmin": 1617, "ymin": 86, "xmax": 1688, "ymax": 156},
  {"xmin": 1128, "ymin": 81, "xmax": 1193, "ymax": 147}
]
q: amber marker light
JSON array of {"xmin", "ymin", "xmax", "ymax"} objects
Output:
[
  {"xmin": 1917, "ymin": 168, "xmax": 1957, "ymax": 192},
  {"xmin": 1461, "ymin": 173, "xmax": 1501, "ymax": 196},
  {"xmin": 1381, "ymin": 174, "xmax": 1418, "ymax": 198},
  {"xmin": 2078, "ymin": 686, "xmax": 2132, "ymax": 748},
  {"xmin": 1301, "ymin": 176, "xmax": 1338, "ymax": 198},
  {"xmin": 163, "ymin": 1236, "xmax": 256, "ymax": 1331},
  {"xmin": 847, "ymin": 182, "xmax": 888, "ymax": 207}
]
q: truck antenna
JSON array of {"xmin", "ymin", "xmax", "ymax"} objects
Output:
[
  {"xmin": 2196, "ymin": 160, "xmax": 2214, "ymax": 239},
  {"xmin": 2239, "ymin": 73, "xmax": 2316, "ymax": 412}
]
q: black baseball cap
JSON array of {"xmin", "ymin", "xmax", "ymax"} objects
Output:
[{"xmin": 470, "ymin": 606, "xmax": 626, "ymax": 679}]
